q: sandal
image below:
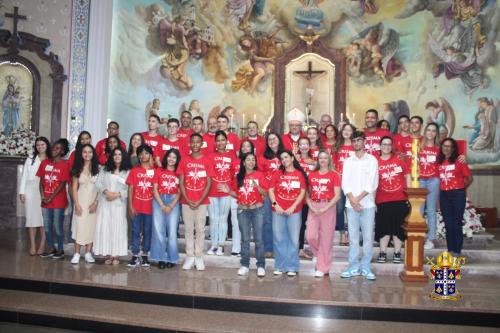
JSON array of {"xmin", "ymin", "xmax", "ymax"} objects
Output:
[{"xmin": 112, "ymin": 258, "xmax": 120, "ymax": 265}]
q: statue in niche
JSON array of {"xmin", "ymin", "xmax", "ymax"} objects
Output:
[{"xmin": 2, "ymin": 75, "xmax": 22, "ymax": 134}]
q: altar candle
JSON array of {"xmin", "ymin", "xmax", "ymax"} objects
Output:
[
  {"xmin": 242, "ymin": 113, "xmax": 245, "ymax": 127},
  {"xmin": 352, "ymin": 113, "xmax": 356, "ymax": 126},
  {"xmin": 253, "ymin": 113, "xmax": 257, "ymax": 122},
  {"xmin": 230, "ymin": 114, "xmax": 234, "ymax": 129},
  {"xmin": 340, "ymin": 112, "xmax": 344, "ymax": 122}
]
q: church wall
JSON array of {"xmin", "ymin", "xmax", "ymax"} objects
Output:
[{"xmin": 107, "ymin": 0, "xmax": 500, "ymax": 209}]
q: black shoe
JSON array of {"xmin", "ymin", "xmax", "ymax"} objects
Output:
[
  {"xmin": 51, "ymin": 250, "xmax": 64, "ymax": 260},
  {"xmin": 166, "ymin": 262, "xmax": 176, "ymax": 268},
  {"xmin": 141, "ymin": 255, "xmax": 150, "ymax": 267},
  {"xmin": 231, "ymin": 252, "xmax": 241, "ymax": 257},
  {"xmin": 158, "ymin": 261, "xmax": 166, "ymax": 269},
  {"xmin": 39, "ymin": 249, "xmax": 56, "ymax": 258},
  {"xmin": 377, "ymin": 252, "xmax": 387, "ymax": 263},
  {"xmin": 127, "ymin": 256, "xmax": 139, "ymax": 267},
  {"xmin": 393, "ymin": 252, "xmax": 402, "ymax": 263}
]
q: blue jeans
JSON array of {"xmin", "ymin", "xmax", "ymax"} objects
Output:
[
  {"xmin": 272, "ymin": 212, "xmax": 301, "ymax": 272},
  {"xmin": 263, "ymin": 198, "xmax": 273, "ymax": 252},
  {"xmin": 346, "ymin": 207, "xmax": 375, "ymax": 271},
  {"xmin": 42, "ymin": 208, "xmax": 65, "ymax": 251},
  {"xmin": 151, "ymin": 194, "xmax": 180, "ymax": 263},
  {"xmin": 440, "ymin": 189, "xmax": 466, "ymax": 254},
  {"xmin": 208, "ymin": 196, "xmax": 231, "ymax": 247},
  {"xmin": 335, "ymin": 191, "xmax": 347, "ymax": 231},
  {"xmin": 238, "ymin": 207, "xmax": 265, "ymax": 268},
  {"xmin": 131, "ymin": 213, "xmax": 152, "ymax": 256},
  {"xmin": 420, "ymin": 177, "xmax": 439, "ymax": 240}
]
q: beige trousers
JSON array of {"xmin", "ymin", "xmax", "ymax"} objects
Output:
[{"xmin": 182, "ymin": 204, "xmax": 207, "ymax": 257}]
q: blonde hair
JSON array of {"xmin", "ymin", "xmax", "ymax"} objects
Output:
[{"xmin": 314, "ymin": 149, "xmax": 334, "ymax": 172}]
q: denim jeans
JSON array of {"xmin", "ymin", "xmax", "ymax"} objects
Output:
[
  {"xmin": 42, "ymin": 208, "xmax": 65, "ymax": 251},
  {"xmin": 420, "ymin": 177, "xmax": 439, "ymax": 240},
  {"xmin": 335, "ymin": 191, "xmax": 347, "ymax": 231},
  {"xmin": 440, "ymin": 189, "xmax": 466, "ymax": 254},
  {"xmin": 272, "ymin": 212, "xmax": 301, "ymax": 272},
  {"xmin": 263, "ymin": 197, "xmax": 273, "ymax": 252},
  {"xmin": 151, "ymin": 194, "xmax": 180, "ymax": 263},
  {"xmin": 208, "ymin": 196, "xmax": 231, "ymax": 247},
  {"xmin": 238, "ymin": 206, "xmax": 265, "ymax": 268},
  {"xmin": 131, "ymin": 213, "xmax": 152, "ymax": 256},
  {"xmin": 346, "ymin": 207, "xmax": 375, "ymax": 271},
  {"xmin": 230, "ymin": 197, "xmax": 241, "ymax": 253}
]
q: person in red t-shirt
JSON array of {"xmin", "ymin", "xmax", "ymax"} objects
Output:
[
  {"xmin": 221, "ymin": 152, "xmax": 268, "ymax": 277},
  {"xmin": 37, "ymin": 138, "xmax": 70, "ymax": 259},
  {"xmin": 244, "ymin": 121, "xmax": 266, "ymax": 157},
  {"xmin": 177, "ymin": 110, "xmax": 194, "ymax": 141},
  {"xmin": 217, "ymin": 114, "xmax": 240, "ymax": 157},
  {"xmin": 201, "ymin": 117, "xmax": 217, "ymax": 155},
  {"xmin": 363, "ymin": 109, "xmax": 391, "ymax": 155},
  {"xmin": 319, "ymin": 114, "xmax": 332, "ymax": 144},
  {"xmin": 98, "ymin": 135, "xmax": 120, "ymax": 165},
  {"xmin": 374, "ymin": 136, "xmax": 411, "ymax": 264},
  {"xmin": 127, "ymin": 133, "xmax": 145, "ymax": 168},
  {"xmin": 178, "ymin": 133, "xmax": 215, "ymax": 271},
  {"xmin": 269, "ymin": 150, "xmax": 307, "ymax": 276},
  {"xmin": 438, "ymin": 138, "xmax": 473, "ymax": 256},
  {"xmin": 393, "ymin": 115, "xmax": 413, "ymax": 161},
  {"xmin": 410, "ymin": 116, "xmax": 424, "ymax": 140},
  {"xmin": 306, "ymin": 150, "xmax": 341, "ymax": 277},
  {"xmin": 95, "ymin": 121, "xmax": 127, "ymax": 164},
  {"xmin": 306, "ymin": 127, "xmax": 324, "ymax": 160},
  {"xmin": 142, "ymin": 115, "xmax": 164, "ymax": 166},
  {"xmin": 151, "ymin": 148, "xmax": 181, "ymax": 269},
  {"xmin": 323, "ymin": 124, "xmax": 338, "ymax": 154},
  {"xmin": 160, "ymin": 118, "xmax": 186, "ymax": 162},
  {"xmin": 207, "ymin": 131, "xmax": 236, "ymax": 256},
  {"xmin": 126, "ymin": 144, "xmax": 155, "ymax": 267}
]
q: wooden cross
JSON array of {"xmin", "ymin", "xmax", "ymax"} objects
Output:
[
  {"xmin": 293, "ymin": 61, "xmax": 326, "ymax": 80},
  {"xmin": 5, "ymin": 6, "xmax": 27, "ymax": 46}
]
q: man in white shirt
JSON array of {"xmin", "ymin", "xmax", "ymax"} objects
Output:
[{"xmin": 341, "ymin": 131, "xmax": 379, "ymax": 280}]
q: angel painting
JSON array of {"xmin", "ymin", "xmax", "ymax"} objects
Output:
[
  {"xmin": 344, "ymin": 23, "xmax": 404, "ymax": 84},
  {"xmin": 443, "ymin": 0, "xmax": 487, "ymax": 52},
  {"xmin": 226, "ymin": 0, "xmax": 268, "ymax": 31},
  {"xmin": 425, "ymin": 98, "xmax": 456, "ymax": 141},
  {"xmin": 381, "ymin": 100, "xmax": 410, "ymax": 134},
  {"xmin": 463, "ymin": 97, "xmax": 498, "ymax": 151}
]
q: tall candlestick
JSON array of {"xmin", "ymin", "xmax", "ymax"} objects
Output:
[{"xmin": 410, "ymin": 137, "xmax": 420, "ymax": 188}]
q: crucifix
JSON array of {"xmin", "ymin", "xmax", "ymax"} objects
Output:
[
  {"xmin": 293, "ymin": 61, "xmax": 327, "ymax": 126},
  {"xmin": 5, "ymin": 6, "xmax": 27, "ymax": 51}
]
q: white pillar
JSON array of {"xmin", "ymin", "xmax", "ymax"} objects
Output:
[{"xmin": 84, "ymin": 0, "xmax": 113, "ymax": 141}]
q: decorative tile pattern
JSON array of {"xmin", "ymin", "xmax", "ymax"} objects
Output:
[{"xmin": 67, "ymin": 0, "xmax": 89, "ymax": 146}]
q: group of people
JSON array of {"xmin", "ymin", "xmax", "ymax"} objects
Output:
[{"xmin": 19, "ymin": 105, "xmax": 473, "ymax": 280}]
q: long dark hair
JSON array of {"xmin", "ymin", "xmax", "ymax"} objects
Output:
[
  {"xmin": 263, "ymin": 132, "xmax": 285, "ymax": 160},
  {"xmin": 307, "ymin": 127, "xmax": 324, "ymax": 149},
  {"xmin": 71, "ymin": 144, "xmax": 99, "ymax": 177},
  {"xmin": 239, "ymin": 139, "xmax": 255, "ymax": 156},
  {"xmin": 438, "ymin": 138, "xmax": 459, "ymax": 164},
  {"xmin": 75, "ymin": 131, "xmax": 92, "ymax": 152},
  {"xmin": 379, "ymin": 136, "xmax": 393, "ymax": 156},
  {"xmin": 279, "ymin": 150, "xmax": 309, "ymax": 188},
  {"xmin": 32, "ymin": 136, "xmax": 51, "ymax": 165},
  {"xmin": 104, "ymin": 148, "xmax": 132, "ymax": 172},
  {"xmin": 105, "ymin": 135, "xmax": 120, "ymax": 155},
  {"xmin": 237, "ymin": 152, "xmax": 258, "ymax": 188},
  {"xmin": 55, "ymin": 138, "xmax": 70, "ymax": 157},
  {"xmin": 128, "ymin": 132, "xmax": 145, "ymax": 156},
  {"xmin": 335, "ymin": 123, "xmax": 356, "ymax": 152},
  {"xmin": 161, "ymin": 148, "xmax": 181, "ymax": 171}
]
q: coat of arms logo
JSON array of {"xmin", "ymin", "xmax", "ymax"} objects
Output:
[{"xmin": 427, "ymin": 251, "xmax": 466, "ymax": 301}]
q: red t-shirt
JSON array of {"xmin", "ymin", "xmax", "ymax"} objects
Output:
[
  {"xmin": 298, "ymin": 157, "xmax": 316, "ymax": 176},
  {"xmin": 244, "ymin": 135, "xmax": 266, "ymax": 157},
  {"xmin": 376, "ymin": 155, "xmax": 409, "ymax": 204},
  {"xmin": 68, "ymin": 150, "xmax": 76, "ymax": 171},
  {"xmin": 177, "ymin": 155, "xmax": 215, "ymax": 205},
  {"xmin": 155, "ymin": 168, "xmax": 179, "ymax": 195},
  {"xmin": 393, "ymin": 133, "xmax": 413, "ymax": 159},
  {"xmin": 323, "ymin": 142, "xmax": 335, "ymax": 155},
  {"xmin": 177, "ymin": 128, "xmax": 193, "ymax": 141},
  {"xmin": 201, "ymin": 132, "xmax": 216, "ymax": 155},
  {"xmin": 259, "ymin": 156, "xmax": 282, "ymax": 182},
  {"xmin": 270, "ymin": 169, "xmax": 306, "ymax": 214},
  {"xmin": 282, "ymin": 132, "xmax": 304, "ymax": 152},
  {"xmin": 333, "ymin": 144, "xmax": 355, "ymax": 174},
  {"xmin": 309, "ymin": 146, "xmax": 320, "ymax": 160},
  {"xmin": 234, "ymin": 171, "xmax": 268, "ymax": 205},
  {"xmin": 160, "ymin": 137, "xmax": 186, "ymax": 160},
  {"xmin": 364, "ymin": 128, "xmax": 391, "ymax": 155},
  {"xmin": 141, "ymin": 132, "xmax": 163, "ymax": 157},
  {"xmin": 208, "ymin": 151, "xmax": 235, "ymax": 197},
  {"xmin": 96, "ymin": 138, "xmax": 127, "ymax": 165},
  {"xmin": 419, "ymin": 145, "xmax": 440, "ymax": 179},
  {"xmin": 439, "ymin": 160, "xmax": 471, "ymax": 191},
  {"xmin": 308, "ymin": 170, "xmax": 341, "ymax": 201},
  {"xmin": 126, "ymin": 166, "xmax": 155, "ymax": 214},
  {"xmin": 225, "ymin": 132, "xmax": 241, "ymax": 157},
  {"xmin": 36, "ymin": 159, "xmax": 70, "ymax": 209}
]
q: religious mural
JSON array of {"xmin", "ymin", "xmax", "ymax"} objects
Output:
[{"xmin": 108, "ymin": 0, "xmax": 500, "ymax": 167}]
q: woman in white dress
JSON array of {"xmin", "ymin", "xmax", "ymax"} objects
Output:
[
  {"xmin": 94, "ymin": 148, "xmax": 131, "ymax": 265},
  {"xmin": 70, "ymin": 144, "xmax": 100, "ymax": 264},
  {"xmin": 19, "ymin": 137, "xmax": 50, "ymax": 255}
]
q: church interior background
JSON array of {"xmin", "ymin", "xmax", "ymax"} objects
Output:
[{"xmin": 0, "ymin": 0, "xmax": 499, "ymax": 332}]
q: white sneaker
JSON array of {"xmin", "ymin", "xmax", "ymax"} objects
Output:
[
  {"xmin": 216, "ymin": 246, "xmax": 224, "ymax": 256},
  {"xmin": 314, "ymin": 270, "xmax": 325, "ymax": 278},
  {"xmin": 257, "ymin": 267, "xmax": 266, "ymax": 277},
  {"xmin": 424, "ymin": 240, "xmax": 435, "ymax": 250},
  {"xmin": 183, "ymin": 256, "xmax": 195, "ymax": 270},
  {"xmin": 273, "ymin": 270, "xmax": 283, "ymax": 276},
  {"xmin": 70, "ymin": 253, "xmax": 80, "ymax": 264},
  {"xmin": 287, "ymin": 271, "xmax": 297, "ymax": 277},
  {"xmin": 207, "ymin": 246, "xmax": 217, "ymax": 255},
  {"xmin": 195, "ymin": 257, "xmax": 205, "ymax": 271},
  {"xmin": 84, "ymin": 252, "xmax": 95, "ymax": 263},
  {"xmin": 237, "ymin": 266, "xmax": 249, "ymax": 276}
]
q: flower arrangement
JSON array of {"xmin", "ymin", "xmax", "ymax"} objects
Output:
[
  {"xmin": 0, "ymin": 127, "xmax": 36, "ymax": 157},
  {"xmin": 436, "ymin": 198, "xmax": 485, "ymax": 239}
]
